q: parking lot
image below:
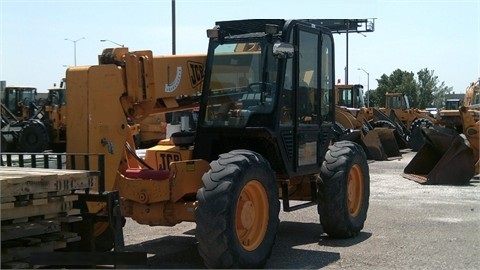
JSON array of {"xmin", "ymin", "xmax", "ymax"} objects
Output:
[{"xmin": 122, "ymin": 150, "xmax": 480, "ymax": 269}]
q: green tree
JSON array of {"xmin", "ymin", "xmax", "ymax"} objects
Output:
[
  {"xmin": 416, "ymin": 68, "xmax": 436, "ymax": 108},
  {"xmin": 371, "ymin": 68, "xmax": 452, "ymax": 109},
  {"xmin": 375, "ymin": 69, "xmax": 417, "ymax": 107},
  {"xmin": 416, "ymin": 68, "xmax": 452, "ymax": 108},
  {"xmin": 432, "ymin": 81, "xmax": 453, "ymax": 108}
]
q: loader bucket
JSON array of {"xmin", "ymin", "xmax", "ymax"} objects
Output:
[
  {"xmin": 341, "ymin": 129, "xmax": 401, "ymax": 161},
  {"xmin": 362, "ymin": 130, "xmax": 388, "ymax": 161},
  {"xmin": 373, "ymin": 128, "xmax": 402, "ymax": 159},
  {"xmin": 339, "ymin": 130, "xmax": 378, "ymax": 160},
  {"xmin": 363, "ymin": 128, "xmax": 402, "ymax": 160},
  {"xmin": 403, "ymin": 126, "xmax": 475, "ymax": 185}
]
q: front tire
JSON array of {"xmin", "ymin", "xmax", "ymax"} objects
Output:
[
  {"xmin": 195, "ymin": 150, "xmax": 280, "ymax": 268},
  {"xmin": 318, "ymin": 141, "xmax": 370, "ymax": 238},
  {"xmin": 409, "ymin": 118, "xmax": 433, "ymax": 151}
]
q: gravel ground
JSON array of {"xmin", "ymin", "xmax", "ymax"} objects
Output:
[{"xmin": 122, "ymin": 150, "xmax": 480, "ymax": 269}]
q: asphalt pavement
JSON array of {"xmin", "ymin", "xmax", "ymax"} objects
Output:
[{"xmin": 122, "ymin": 150, "xmax": 480, "ymax": 269}]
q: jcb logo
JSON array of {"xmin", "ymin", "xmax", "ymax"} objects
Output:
[
  {"xmin": 158, "ymin": 152, "xmax": 181, "ymax": 170},
  {"xmin": 188, "ymin": 61, "xmax": 204, "ymax": 88}
]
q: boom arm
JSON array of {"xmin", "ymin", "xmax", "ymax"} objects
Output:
[
  {"xmin": 66, "ymin": 48, "xmax": 206, "ymax": 191},
  {"xmin": 99, "ymin": 48, "xmax": 206, "ymax": 121}
]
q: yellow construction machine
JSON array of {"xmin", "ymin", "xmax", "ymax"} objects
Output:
[
  {"xmin": 401, "ymin": 79, "xmax": 479, "ymax": 185},
  {"xmin": 37, "ymin": 80, "xmax": 68, "ymax": 151},
  {"xmin": 1, "ymin": 86, "xmax": 38, "ymax": 121},
  {"xmin": 1, "ymin": 86, "xmax": 51, "ymax": 152},
  {"xmin": 464, "ymin": 78, "xmax": 480, "ymax": 108},
  {"xmin": 437, "ymin": 79, "xmax": 480, "ymax": 132},
  {"xmin": 380, "ymin": 92, "xmax": 437, "ymax": 126},
  {"xmin": 403, "ymin": 105, "xmax": 479, "ymax": 184},
  {"xmin": 66, "ymin": 19, "xmax": 370, "ymax": 268},
  {"xmin": 335, "ymin": 84, "xmax": 365, "ymax": 108},
  {"xmin": 1, "ymin": 82, "xmax": 68, "ymax": 152},
  {"xmin": 334, "ymin": 84, "xmax": 401, "ymax": 161},
  {"xmin": 369, "ymin": 92, "xmax": 437, "ymax": 151}
]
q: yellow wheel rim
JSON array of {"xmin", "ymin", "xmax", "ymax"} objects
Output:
[
  {"xmin": 235, "ymin": 180, "xmax": 269, "ymax": 251},
  {"xmin": 347, "ymin": 164, "xmax": 364, "ymax": 217}
]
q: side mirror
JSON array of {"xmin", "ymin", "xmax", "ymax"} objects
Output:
[{"xmin": 273, "ymin": 42, "xmax": 294, "ymax": 59}]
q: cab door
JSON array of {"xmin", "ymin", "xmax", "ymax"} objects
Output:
[{"xmin": 294, "ymin": 26, "xmax": 334, "ymax": 172}]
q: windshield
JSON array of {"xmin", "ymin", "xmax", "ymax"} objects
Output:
[
  {"xmin": 473, "ymin": 90, "xmax": 480, "ymax": 106},
  {"xmin": 202, "ymin": 41, "xmax": 277, "ymax": 127},
  {"xmin": 355, "ymin": 85, "xmax": 366, "ymax": 108},
  {"xmin": 337, "ymin": 85, "xmax": 365, "ymax": 108},
  {"xmin": 48, "ymin": 89, "xmax": 66, "ymax": 106},
  {"xmin": 386, "ymin": 94, "xmax": 408, "ymax": 109},
  {"xmin": 5, "ymin": 87, "xmax": 37, "ymax": 113}
]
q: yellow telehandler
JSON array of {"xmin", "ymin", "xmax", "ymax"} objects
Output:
[{"xmin": 65, "ymin": 19, "xmax": 370, "ymax": 268}]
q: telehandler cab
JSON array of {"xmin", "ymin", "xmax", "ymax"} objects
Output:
[{"xmin": 66, "ymin": 19, "xmax": 370, "ymax": 268}]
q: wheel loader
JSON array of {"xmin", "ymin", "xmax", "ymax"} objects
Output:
[
  {"xmin": 66, "ymin": 19, "xmax": 370, "ymax": 268},
  {"xmin": 36, "ymin": 80, "xmax": 68, "ymax": 152},
  {"xmin": 1, "ymin": 86, "xmax": 50, "ymax": 152},
  {"xmin": 437, "ymin": 79, "xmax": 480, "ymax": 132},
  {"xmin": 404, "ymin": 79, "xmax": 480, "ymax": 185},
  {"xmin": 1, "ymin": 86, "xmax": 37, "ymax": 121},
  {"xmin": 334, "ymin": 84, "xmax": 401, "ymax": 161},
  {"xmin": 357, "ymin": 92, "xmax": 436, "ymax": 151}
]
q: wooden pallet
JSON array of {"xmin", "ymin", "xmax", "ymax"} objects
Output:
[{"xmin": 0, "ymin": 166, "xmax": 96, "ymax": 268}]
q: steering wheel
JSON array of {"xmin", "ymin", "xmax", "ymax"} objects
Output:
[{"xmin": 247, "ymin": 82, "xmax": 275, "ymax": 93}]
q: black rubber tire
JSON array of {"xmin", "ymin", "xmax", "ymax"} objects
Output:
[
  {"xmin": 409, "ymin": 118, "xmax": 433, "ymax": 151},
  {"xmin": 372, "ymin": 120, "xmax": 396, "ymax": 129},
  {"xmin": 318, "ymin": 140, "xmax": 370, "ymax": 238},
  {"xmin": 19, "ymin": 120, "xmax": 49, "ymax": 152},
  {"xmin": 195, "ymin": 150, "xmax": 280, "ymax": 269},
  {"xmin": 411, "ymin": 118, "xmax": 433, "ymax": 130}
]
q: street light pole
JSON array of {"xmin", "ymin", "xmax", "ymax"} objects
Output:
[
  {"xmin": 172, "ymin": 0, "xmax": 176, "ymax": 55},
  {"xmin": 357, "ymin": 68, "xmax": 370, "ymax": 107},
  {"xmin": 345, "ymin": 21, "xmax": 349, "ymax": 84},
  {"xmin": 100, "ymin": 39, "xmax": 124, "ymax": 47},
  {"xmin": 65, "ymin": 37, "xmax": 85, "ymax": 66}
]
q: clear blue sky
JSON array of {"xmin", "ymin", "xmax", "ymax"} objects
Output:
[{"xmin": 1, "ymin": 0, "xmax": 479, "ymax": 94}]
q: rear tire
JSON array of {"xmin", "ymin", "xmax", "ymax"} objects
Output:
[
  {"xmin": 195, "ymin": 150, "xmax": 280, "ymax": 268},
  {"xmin": 318, "ymin": 141, "xmax": 370, "ymax": 238},
  {"xmin": 19, "ymin": 120, "xmax": 49, "ymax": 152}
]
